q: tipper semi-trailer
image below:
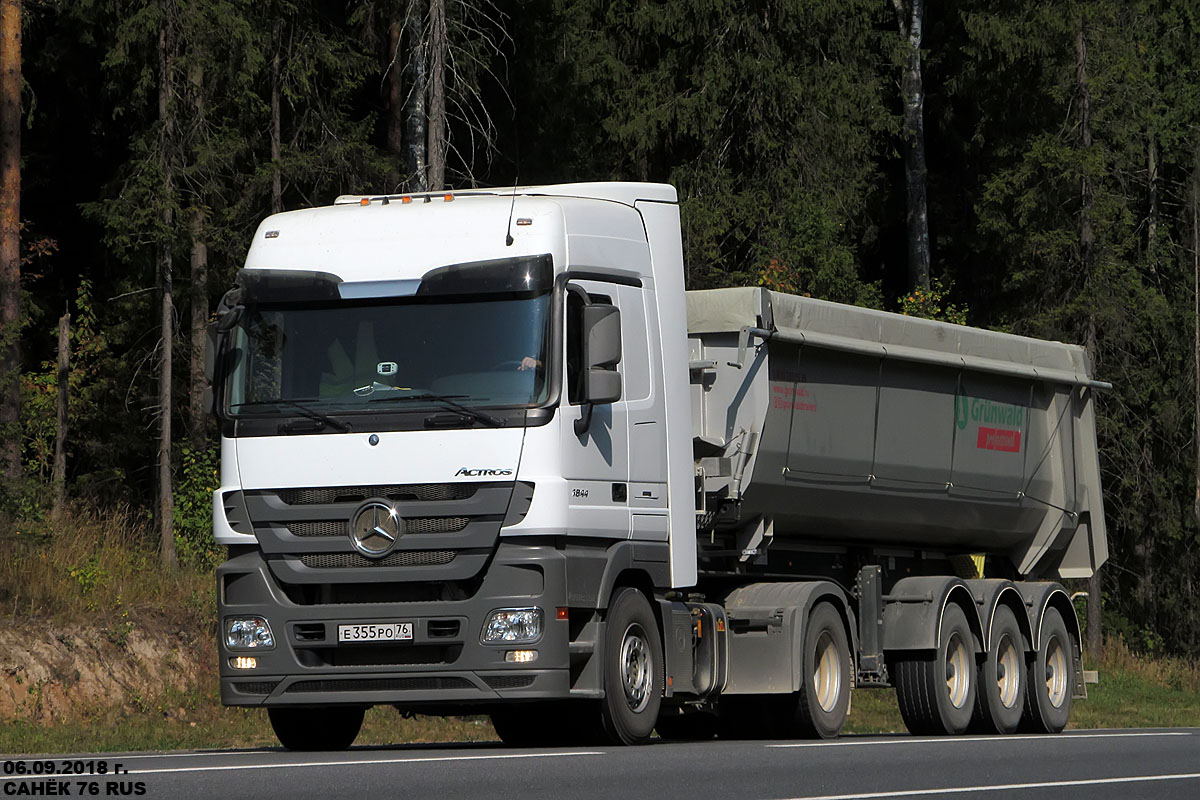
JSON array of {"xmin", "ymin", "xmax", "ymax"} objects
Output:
[{"xmin": 206, "ymin": 182, "xmax": 1108, "ymax": 749}]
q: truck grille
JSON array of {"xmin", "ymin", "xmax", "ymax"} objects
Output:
[
  {"xmin": 300, "ymin": 551, "xmax": 456, "ymax": 569},
  {"xmin": 286, "ymin": 676, "xmax": 475, "ymax": 693},
  {"xmin": 287, "ymin": 517, "xmax": 470, "ymax": 537},
  {"xmin": 278, "ymin": 483, "xmax": 477, "ymax": 505},
  {"xmin": 235, "ymin": 481, "xmax": 532, "ymax": 585}
]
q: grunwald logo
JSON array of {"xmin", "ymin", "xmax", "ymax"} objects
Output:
[
  {"xmin": 955, "ymin": 396, "xmax": 1025, "ymax": 431},
  {"xmin": 455, "ymin": 467, "xmax": 514, "ymax": 477}
]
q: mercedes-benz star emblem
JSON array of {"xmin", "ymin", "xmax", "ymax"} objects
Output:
[{"xmin": 349, "ymin": 500, "xmax": 404, "ymax": 558}]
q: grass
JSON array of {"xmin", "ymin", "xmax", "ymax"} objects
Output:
[{"xmin": 0, "ymin": 506, "xmax": 213, "ymax": 628}]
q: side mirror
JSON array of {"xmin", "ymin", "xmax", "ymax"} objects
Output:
[
  {"xmin": 581, "ymin": 304, "xmax": 622, "ymax": 405},
  {"xmin": 574, "ymin": 304, "xmax": 621, "ymax": 436}
]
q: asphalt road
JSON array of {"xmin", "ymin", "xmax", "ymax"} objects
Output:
[{"xmin": 4, "ymin": 729, "xmax": 1199, "ymax": 800}]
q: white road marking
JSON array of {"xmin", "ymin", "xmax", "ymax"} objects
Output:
[
  {"xmin": 767, "ymin": 731, "xmax": 1192, "ymax": 748},
  {"xmin": 1, "ymin": 750, "xmax": 604, "ymax": 780},
  {"xmin": 776, "ymin": 772, "xmax": 1200, "ymax": 800}
]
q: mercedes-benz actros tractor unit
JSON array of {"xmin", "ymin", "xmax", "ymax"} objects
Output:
[{"xmin": 207, "ymin": 183, "xmax": 1107, "ymax": 749}]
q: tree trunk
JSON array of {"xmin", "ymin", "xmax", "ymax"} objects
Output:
[
  {"xmin": 386, "ymin": 19, "xmax": 405, "ymax": 189},
  {"xmin": 52, "ymin": 312, "xmax": 68, "ymax": 515},
  {"xmin": 0, "ymin": 0, "xmax": 21, "ymax": 482},
  {"xmin": 1087, "ymin": 569, "xmax": 1102, "ymax": 662},
  {"xmin": 1147, "ymin": 134, "xmax": 1159, "ymax": 270},
  {"xmin": 188, "ymin": 209, "xmax": 207, "ymax": 451},
  {"xmin": 271, "ymin": 21, "xmax": 283, "ymax": 214},
  {"xmin": 187, "ymin": 59, "xmax": 207, "ymax": 452},
  {"xmin": 405, "ymin": 0, "xmax": 427, "ymax": 192},
  {"xmin": 1193, "ymin": 142, "xmax": 1200, "ymax": 526},
  {"xmin": 1077, "ymin": 12, "xmax": 1100, "ymax": 655},
  {"xmin": 893, "ymin": 0, "xmax": 930, "ymax": 291},
  {"xmin": 426, "ymin": 0, "xmax": 447, "ymax": 191},
  {"xmin": 158, "ymin": 13, "xmax": 176, "ymax": 569}
]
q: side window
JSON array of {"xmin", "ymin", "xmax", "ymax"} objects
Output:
[{"xmin": 566, "ymin": 289, "xmax": 614, "ymax": 404}]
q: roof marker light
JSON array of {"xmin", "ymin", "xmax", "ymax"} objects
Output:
[
  {"xmin": 401, "ymin": 196, "xmax": 412, "ymax": 204},
  {"xmin": 444, "ymin": 194, "xmax": 454, "ymax": 202},
  {"xmin": 515, "ymin": 218, "xmax": 533, "ymax": 227},
  {"xmin": 359, "ymin": 198, "xmax": 370, "ymax": 206}
]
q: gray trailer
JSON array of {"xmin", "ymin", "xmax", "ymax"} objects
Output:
[{"xmin": 672, "ymin": 287, "xmax": 1106, "ymax": 738}]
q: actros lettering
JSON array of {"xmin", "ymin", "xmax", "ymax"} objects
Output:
[{"xmin": 455, "ymin": 468, "xmax": 514, "ymax": 477}]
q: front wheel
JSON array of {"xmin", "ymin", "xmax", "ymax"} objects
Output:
[
  {"xmin": 600, "ymin": 588, "xmax": 664, "ymax": 745},
  {"xmin": 268, "ymin": 706, "xmax": 364, "ymax": 751}
]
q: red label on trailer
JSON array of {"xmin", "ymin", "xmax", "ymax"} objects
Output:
[{"xmin": 977, "ymin": 427, "xmax": 1021, "ymax": 452}]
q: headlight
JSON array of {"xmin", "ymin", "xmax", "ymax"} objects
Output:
[
  {"xmin": 225, "ymin": 616, "xmax": 275, "ymax": 649},
  {"xmin": 481, "ymin": 608, "xmax": 543, "ymax": 644}
]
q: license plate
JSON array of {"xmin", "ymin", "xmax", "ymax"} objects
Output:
[{"xmin": 337, "ymin": 622, "xmax": 414, "ymax": 643}]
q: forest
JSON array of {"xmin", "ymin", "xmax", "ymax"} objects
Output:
[{"xmin": 1, "ymin": 0, "xmax": 1199, "ymax": 658}]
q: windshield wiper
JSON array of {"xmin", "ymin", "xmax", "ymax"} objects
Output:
[
  {"xmin": 369, "ymin": 392, "xmax": 504, "ymax": 428},
  {"xmin": 233, "ymin": 399, "xmax": 352, "ymax": 433}
]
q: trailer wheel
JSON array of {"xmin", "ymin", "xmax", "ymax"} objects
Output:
[
  {"xmin": 787, "ymin": 601, "xmax": 851, "ymax": 738},
  {"xmin": 599, "ymin": 588, "xmax": 664, "ymax": 745},
  {"xmin": 268, "ymin": 706, "xmax": 364, "ymax": 751},
  {"xmin": 895, "ymin": 603, "xmax": 977, "ymax": 735},
  {"xmin": 971, "ymin": 605, "xmax": 1025, "ymax": 734},
  {"xmin": 1021, "ymin": 607, "xmax": 1073, "ymax": 733}
]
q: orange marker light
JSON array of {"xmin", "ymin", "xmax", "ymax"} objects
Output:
[
  {"xmin": 401, "ymin": 196, "xmax": 412, "ymax": 204},
  {"xmin": 359, "ymin": 198, "xmax": 369, "ymax": 206},
  {"xmin": 556, "ymin": 607, "xmax": 569, "ymax": 621},
  {"xmin": 443, "ymin": 194, "xmax": 454, "ymax": 202}
]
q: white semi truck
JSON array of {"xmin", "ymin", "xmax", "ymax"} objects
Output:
[{"xmin": 207, "ymin": 182, "xmax": 1108, "ymax": 749}]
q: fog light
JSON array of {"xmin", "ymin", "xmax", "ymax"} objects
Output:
[
  {"xmin": 505, "ymin": 650, "xmax": 538, "ymax": 663},
  {"xmin": 230, "ymin": 656, "xmax": 257, "ymax": 670},
  {"xmin": 225, "ymin": 616, "xmax": 274, "ymax": 650},
  {"xmin": 481, "ymin": 608, "xmax": 543, "ymax": 643}
]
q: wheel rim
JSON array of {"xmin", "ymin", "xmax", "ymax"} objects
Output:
[
  {"xmin": 813, "ymin": 630, "xmax": 842, "ymax": 713},
  {"xmin": 996, "ymin": 633, "xmax": 1021, "ymax": 709},
  {"xmin": 945, "ymin": 632, "xmax": 970, "ymax": 709},
  {"xmin": 1045, "ymin": 635, "xmax": 1068, "ymax": 708},
  {"xmin": 620, "ymin": 623, "xmax": 652, "ymax": 713}
]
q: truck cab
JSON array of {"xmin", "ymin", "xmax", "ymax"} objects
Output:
[{"xmin": 211, "ymin": 184, "xmax": 695, "ymax": 747}]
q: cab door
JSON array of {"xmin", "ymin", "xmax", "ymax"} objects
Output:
[{"xmin": 561, "ymin": 279, "xmax": 630, "ymax": 539}]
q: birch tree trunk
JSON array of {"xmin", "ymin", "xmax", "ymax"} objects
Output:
[
  {"xmin": 893, "ymin": 0, "xmax": 930, "ymax": 291},
  {"xmin": 0, "ymin": 0, "xmax": 21, "ymax": 481},
  {"xmin": 271, "ymin": 20, "xmax": 283, "ymax": 214},
  {"xmin": 426, "ymin": 0, "xmax": 447, "ymax": 191},
  {"xmin": 405, "ymin": 0, "xmax": 428, "ymax": 192}
]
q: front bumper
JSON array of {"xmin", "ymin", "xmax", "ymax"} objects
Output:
[{"xmin": 217, "ymin": 541, "xmax": 570, "ymax": 708}]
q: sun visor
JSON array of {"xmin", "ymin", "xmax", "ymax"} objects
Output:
[{"xmin": 237, "ymin": 269, "xmax": 343, "ymax": 303}]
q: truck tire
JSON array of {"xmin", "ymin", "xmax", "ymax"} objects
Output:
[
  {"xmin": 599, "ymin": 588, "xmax": 664, "ymax": 745},
  {"xmin": 971, "ymin": 604, "xmax": 1025, "ymax": 734},
  {"xmin": 1021, "ymin": 607, "xmax": 1073, "ymax": 733},
  {"xmin": 895, "ymin": 603, "xmax": 977, "ymax": 735},
  {"xmin": 267, "ymin": 706, "xmax": 363, "ymax": 751},
  {"xmin": 787, "ymin": 601, "xmax": 851, "ymax": 738}
]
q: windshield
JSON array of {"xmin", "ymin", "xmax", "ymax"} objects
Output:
[{"xmin": 224, "ymin": 293, "xmax": 552, "ymax": 417}]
